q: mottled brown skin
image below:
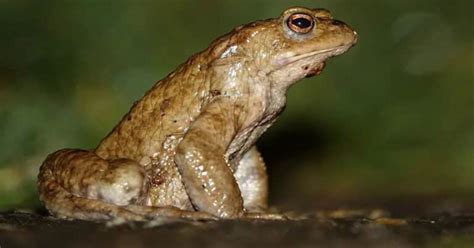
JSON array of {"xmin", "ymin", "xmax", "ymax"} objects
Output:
[{"xmin": 38, "ymin": 7, "xmax": 357, "ymax": 220}]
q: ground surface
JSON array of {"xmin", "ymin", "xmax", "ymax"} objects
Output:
[{"xmin": 0, "ymin": 210, "xmax": 473, "ymax": 248}]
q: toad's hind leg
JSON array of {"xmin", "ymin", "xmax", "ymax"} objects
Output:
[
  {"xmin": 38, "ymin": 149, "xmax": 214, "ymax": 221},
  {"xmin": 38, "ymin": 149, "xmax": 146, "ymax": 220}
]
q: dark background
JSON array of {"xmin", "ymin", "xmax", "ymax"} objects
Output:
[{"xmin": 0, "ymin": 0, "xmax": 472, "ymax": 213}]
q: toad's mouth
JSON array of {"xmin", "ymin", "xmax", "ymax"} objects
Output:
[
  {"xmin": 287, "ymin": 45, "xmax": 351, "ymax": 64},
  {"xmin": 269, "ymin": 44, "xmax": 352, "ymax": 77}
]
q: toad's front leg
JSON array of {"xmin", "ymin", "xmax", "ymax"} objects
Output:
[{"xmin": 175, "ymin": 98, "xmax": 245, "ymax": 219}]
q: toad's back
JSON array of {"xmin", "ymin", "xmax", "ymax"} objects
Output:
[{"xmin": 95, "ymin": 56, "xmax": 212, "ymax": 162}]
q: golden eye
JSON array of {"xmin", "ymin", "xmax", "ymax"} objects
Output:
[{"xmin": 287, "ymin": 13, "xmax": 315, "ymax": 34}]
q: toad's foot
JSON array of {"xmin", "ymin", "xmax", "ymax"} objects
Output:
[
  {"xmin": 125, "ymin": 205, "xmax": 217, "ymax": 221},
  {"xmin": 243, "ymin": 212, "xmax": 289, "ymax": 220}
]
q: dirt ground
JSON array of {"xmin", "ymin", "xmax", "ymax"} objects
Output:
[{"xmin": 0, "ymin": 209, "xmax": 473, "ymax": 248}]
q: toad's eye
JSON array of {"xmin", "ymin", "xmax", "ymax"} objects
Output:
[{"xmin": 287, "ymin": 13, "xmax": 314, "ymax": 34}]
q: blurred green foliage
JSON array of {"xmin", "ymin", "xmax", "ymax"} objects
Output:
[{"xmin": 0, "ymin": 0, "xmax": 472, "ymax": 210}]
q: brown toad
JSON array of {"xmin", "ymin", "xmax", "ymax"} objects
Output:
[{"xmin": 38, "ymin": 7, "xmax": 357, "ymax": 220}]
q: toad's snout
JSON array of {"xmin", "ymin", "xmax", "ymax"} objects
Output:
[{"xmin": 324, "ymin": 18, "xmax": 358, "ymax": 47}]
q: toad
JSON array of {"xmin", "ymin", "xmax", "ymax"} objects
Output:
[{"xmin": 38, "ymin": 7, "xmax": 357, "ymax": 220}]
